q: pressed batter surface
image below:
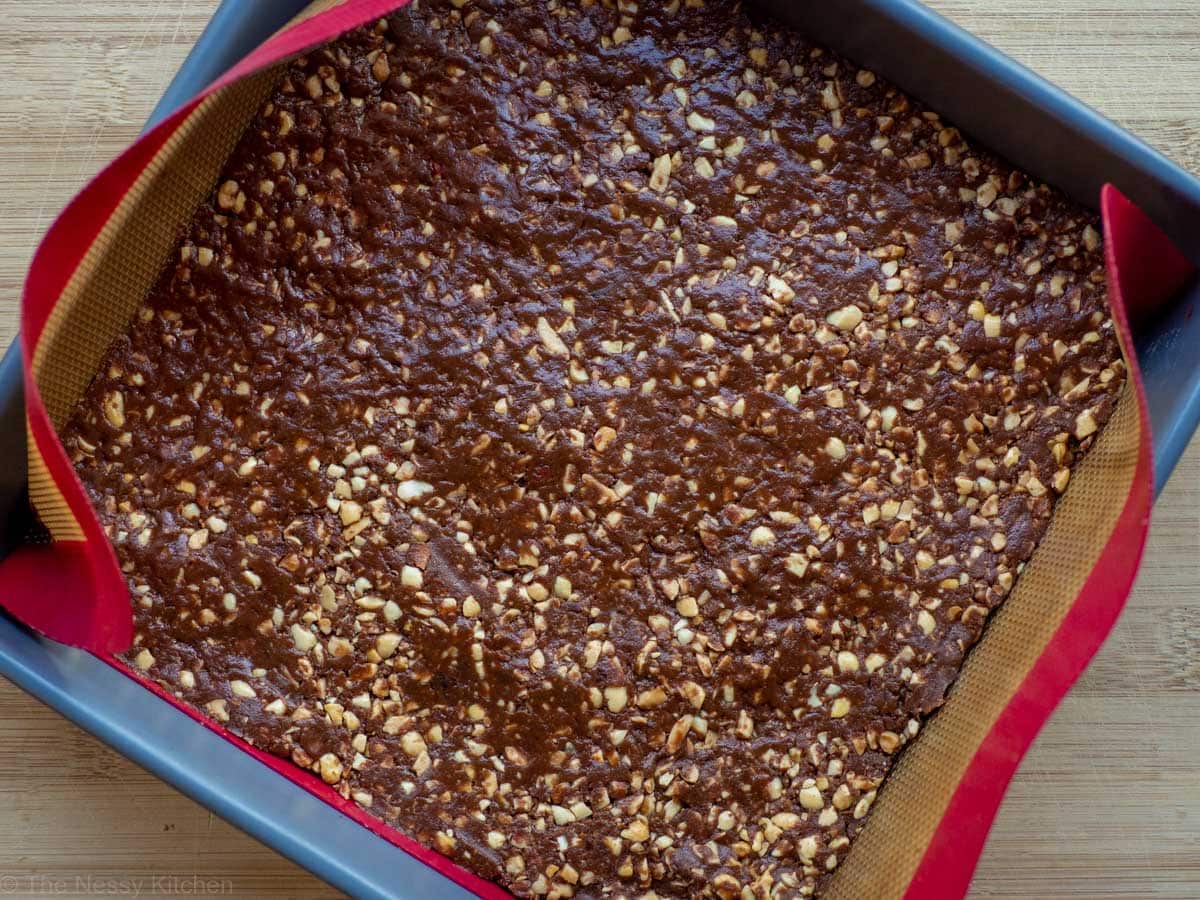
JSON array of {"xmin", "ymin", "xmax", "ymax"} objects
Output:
[{"xmin": 63, "ymin": 0, "xmax": 1123, "ymax": 896}]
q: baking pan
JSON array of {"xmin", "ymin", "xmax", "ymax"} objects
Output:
[{"xmin": 0, "ymin": 1, "xmax": 1196, "ymax": 897}]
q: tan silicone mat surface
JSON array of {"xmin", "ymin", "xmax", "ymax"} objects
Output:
[
  {"xmin": 32, "ymin": 69, "xmax": 282, "ymax": 431},
  {"xmin": 825, "ymin": 384, "xmax": 1137, "ymax": 897},
  {"xmin": 26, "ymin": 6, "xmax": 1138, "ymax": 896}
]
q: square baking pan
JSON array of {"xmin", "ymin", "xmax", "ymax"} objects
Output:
[{"xmin": 0, "ymin": 1, "xmax": 1197, "ymax": 898}]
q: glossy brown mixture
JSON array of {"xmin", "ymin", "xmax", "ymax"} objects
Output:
[{"xmin": 63, "ymin": 0, "xmax": 1124, "ymax": 896}]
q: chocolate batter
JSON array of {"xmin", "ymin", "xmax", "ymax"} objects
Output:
[{"xmin": 63, "ymin": 0, "xmax": 1123, "ymax": 896}]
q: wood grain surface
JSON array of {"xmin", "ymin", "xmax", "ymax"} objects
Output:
[{"xmin": 0, "ymin": 2, "xmax": 1197, "ymax": 898}]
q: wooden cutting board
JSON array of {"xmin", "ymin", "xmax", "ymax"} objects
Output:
[{"xmin": 0, "ymin": 2, "xmax": 1196, "ymax": 897}]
